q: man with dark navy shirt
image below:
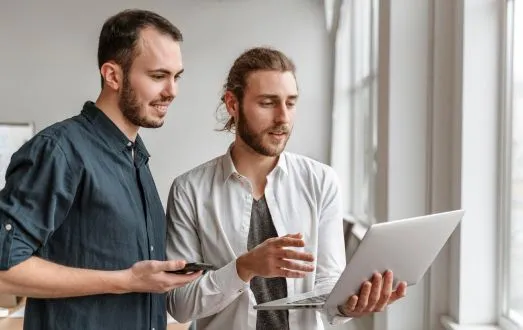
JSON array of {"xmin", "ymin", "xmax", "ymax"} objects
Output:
[{"xmin": 0, "ymin": 9, "xmax": 199, "ymax": 330}]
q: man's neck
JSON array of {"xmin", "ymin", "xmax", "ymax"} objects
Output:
[
  {"xmin": 95, "ymin": 93, "xmax": 139, "ymax": 142},
  {"xmin": 230, "ymin": 138, "xmax": 279, "ymax": 198}
]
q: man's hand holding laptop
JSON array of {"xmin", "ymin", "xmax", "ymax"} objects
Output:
[
  {"xmin": 337, "ymin": 270, "xmax": 407, "ymax": 317},
  {"xmin": 236, "ymin": 232, "xmax": 407, "ymax": 317}
]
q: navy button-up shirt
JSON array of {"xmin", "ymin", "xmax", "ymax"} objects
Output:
[{"xmin": 0, "ymin": 102, "xmax": 167, "ymax": 330}]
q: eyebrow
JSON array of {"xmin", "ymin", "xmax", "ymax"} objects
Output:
[
  {"xmin": 148, "ymin": 68, "xmax": 184, "ymax": 76},
  {"xmin": 257, "ymin": 94, "xmax": 298, "ymax": 100}
]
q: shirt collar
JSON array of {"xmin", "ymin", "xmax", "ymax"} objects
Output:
[
  {"xmin": 222, "ymin": 144, "xmax": 237, "ymax": 181},
  {"xmin": 81, "ymin": 101, "xmax": 150, "ymax": 158},
  {"xmin": 222, "ymin": 143, "xmax": 288, "ymax": 182}
]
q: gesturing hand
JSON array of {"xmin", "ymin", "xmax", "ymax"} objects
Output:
[{"xmin": 236, "ymin": 233, "xmax": 315, "ymax": 282}]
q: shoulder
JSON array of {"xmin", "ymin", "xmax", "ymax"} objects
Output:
[
  {"xmin": 283, "ymin": 152, "xmax": 338, "ymax": 181},
  {"xmin": 171, "ymin": 155, "xmax": 223, "ymax": 192},
  {"xmin": 17, "ymin": 112, "xmax": 84, "ymax": 156},
  {"xmin": 9, "ymin": 115, "xmax": 88, "ymax": 174},
  {"xmin": 37, "ymin": 115, "xmax": 84, "ymax": 146},
  {"xmin": 15, "ymin": 115, "xmax": 82, "ymax": 156}
]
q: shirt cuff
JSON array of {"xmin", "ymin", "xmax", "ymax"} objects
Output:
[
  {"xmin": 0, "ymin": 219, "xmax": 36, "ymax": 270},
  {"xmin": 211, "ymin": 259, "xmax": 249, "ymax": 295}
]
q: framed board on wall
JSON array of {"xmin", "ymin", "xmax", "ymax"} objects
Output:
[{"xmin": 0, "ymin": 123, "xmax": 34, "ymax": 189}]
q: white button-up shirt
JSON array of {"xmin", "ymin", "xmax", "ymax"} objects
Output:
[{"xmin": 166, "ymin": 148, "xmax": 349, "ymax": 330}]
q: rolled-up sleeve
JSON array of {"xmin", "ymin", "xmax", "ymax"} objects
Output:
[{"xmin": 0, "ymin": 135, "xmax": 79, "ymax": 270}]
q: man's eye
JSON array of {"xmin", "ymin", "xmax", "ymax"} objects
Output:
[
  {"xmin": 151, "ymin": 75, "xmax": 164, "ymax": 80},
  {"xmin": 260, "ymin": 102, "xmax": 273, "ymax": 107}
]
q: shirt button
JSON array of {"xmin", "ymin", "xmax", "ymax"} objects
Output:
[
  {"xmin": 150, "ymin": 245, "xmax": 154, "ymax": 252},
  {"xmin": 127, "ymin": 141, "xmax": 132, "ymax": 147},
  {"xmin": 5, "ymin": 224, "xmax": 12, "ymax": 231},
  {"xmin": 152, "ymin": 328, "xmax": 155, "ymax": 330}
]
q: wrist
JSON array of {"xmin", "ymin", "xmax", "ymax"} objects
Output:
[
  {"xmin": 236, "ymin": 255, "xmax": 254, "ymax": 282},
  {"xmin": 105, "ymin": 269, "xmax": 131, "ymax": 294}
]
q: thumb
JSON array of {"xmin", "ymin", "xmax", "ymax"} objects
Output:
[{"xmin": 161, "ymin": 260, "xmax": 187, "ymax": 272}]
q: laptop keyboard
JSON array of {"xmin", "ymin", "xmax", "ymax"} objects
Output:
[{"xmin": 289, "ymin": 293, "xmax": 329, "ymax": 305}]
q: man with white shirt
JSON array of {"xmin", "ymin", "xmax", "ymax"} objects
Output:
[{"xmin": 166, "ymin": 47, "xmax": 407, "ymax": 330}]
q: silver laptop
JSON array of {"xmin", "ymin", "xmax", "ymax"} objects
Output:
[{"xmin": 254, "ymin": 209, "xmax": 464, "ymax": 311}]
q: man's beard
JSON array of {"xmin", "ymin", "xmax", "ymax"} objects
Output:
[
  {"xmin": 119, "ymin": 75, "xmax": 167, "ymax": 128},
  {"xmin": 236, "ymin": 103, "xmax": 291, "ymax": 157}
]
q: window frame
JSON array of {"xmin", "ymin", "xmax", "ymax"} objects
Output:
[
  {"xmin": 340, "ymin": 0, "xmax": 379, "ymax": 227},
  {"xmin": 498, "ymin": 0, "xmax": 523, "ymax": 329}
]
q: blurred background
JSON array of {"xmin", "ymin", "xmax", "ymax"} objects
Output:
[{"xmin": 0, "ymin": 1, "xmax": 521, "ymax": 329}]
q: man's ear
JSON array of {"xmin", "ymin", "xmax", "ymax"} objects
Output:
[
  {"xmin": 224, "ymin": 91, "xmax": 239, "ymax": 119},
  {"xmin": 100, "ymin": 62, "xmax": 123, "ymax": 91}
]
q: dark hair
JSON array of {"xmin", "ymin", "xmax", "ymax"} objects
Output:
[
  {"xmin": 97, "ymin": 9, "xmax": 183, "ymax": 87},
  {"xmin": 217, "ymin": 47, "xmax": 296, "ymax": 132}
]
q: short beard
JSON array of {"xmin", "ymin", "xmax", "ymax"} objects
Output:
[
  {"xmin": 119, "ymin": 74, "xmax": 163, "ymax": 128},
  {"xmin": 236, "ymin": 103, "xmax": 291, "ymax": 157}
]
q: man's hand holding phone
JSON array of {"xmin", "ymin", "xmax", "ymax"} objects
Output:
[{"xmin": 121, "ymin": 260, "xmax": 202, "ymax": 294}]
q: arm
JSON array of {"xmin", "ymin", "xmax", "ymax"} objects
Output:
[
  {"xmin": 165, "ymin": 183, "xmax": 249, "ymax": 322},
  {"xmin": 0, "ymin": 256, "xmax": 199, "ymax": 298},
  {"xmin": 0, "ymin": 135, "xmax": 199, "ymax": 298},
  {"xmin": 315, "ymin": 167, "xmax": 346, "ymax": 291},
  {"xmin": 314, "ymin": 167, "xmax": 351, "ymax": 323}
]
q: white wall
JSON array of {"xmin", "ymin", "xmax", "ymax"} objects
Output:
[{"xmin": 0, "ymin": 0, "xmax": 332, "ymax": 205}]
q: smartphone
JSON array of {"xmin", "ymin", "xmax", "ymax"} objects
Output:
[{"xmin": 166, "ymin": 262, "xmax": 218, "ymax": 274}]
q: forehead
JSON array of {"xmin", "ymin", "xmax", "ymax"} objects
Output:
[
  {"xmin": 244, "ymin": 70, "xmax": 298, "ymax": 98},
  {"xmin": 131, "ymin": 27, "xmax": 183, "ymax": 71}
]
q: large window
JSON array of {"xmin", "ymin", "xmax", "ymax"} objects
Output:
[
  {"xmin": 330, "ymin": 0, "xmax": 378, "ymax": 226},
  {"xmin": 500, "ymin": 0, "xmax": 523, "ymax": 328}
]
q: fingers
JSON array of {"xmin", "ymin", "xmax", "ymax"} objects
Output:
[
  {"xmin": 133, "ymin": 260, "xmax": 187, "ymax": 274},
  {"xmin": 278, "ymin": 259, "xmax": 315, "ymax": 273},
  {"xmin": 267, "ymin": 235, "xmax": 315, "ymax": 262},
  {"xmin": 354, "ymin": 280, "xmax": 373, "ymax": 312},
  {"xmin": 152, "ymin": 260, "xmax": 186, "ymax": 273},
  {"xmin": 339, "ymin": 271, "xmax": 407, "ymax": 317},
  {"xmin": 342, "ymin": 295, "xmax": 358, "ymax": 315},
  {"xmin": 165, "ymin": 260, "xmax": 187, "ymax": 272},
  {"xmin": 276, "ymin": 268, "xmax": 309, "ymax": 278},
  {"xmin": 273, "ymin": 236, "xmax": 306, "ymax": 248},
  {"xmin": 279, "ymin": 249, "xmax": 314, "ymax": 262},
  {"xmin": 375, "ymin": 270, "xmax": 393, "ymax": 311},
  {"xmin": 169, "ymin": 270, "xmax": 203, "ymax": 287},
  {"xmin": 388, "ymin": 281, "xmax": 408, "ymax": 304},
  {"xmin": 365, "ymin": 272, "xmax": 383, "ymax": 311},
  {"xmin": 128, "ymin": 260, "xmax": 202, "ymax": 293},
  {"xmin": 245, "ymin": 233, "xmax": 314, "ymax": 279}
]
